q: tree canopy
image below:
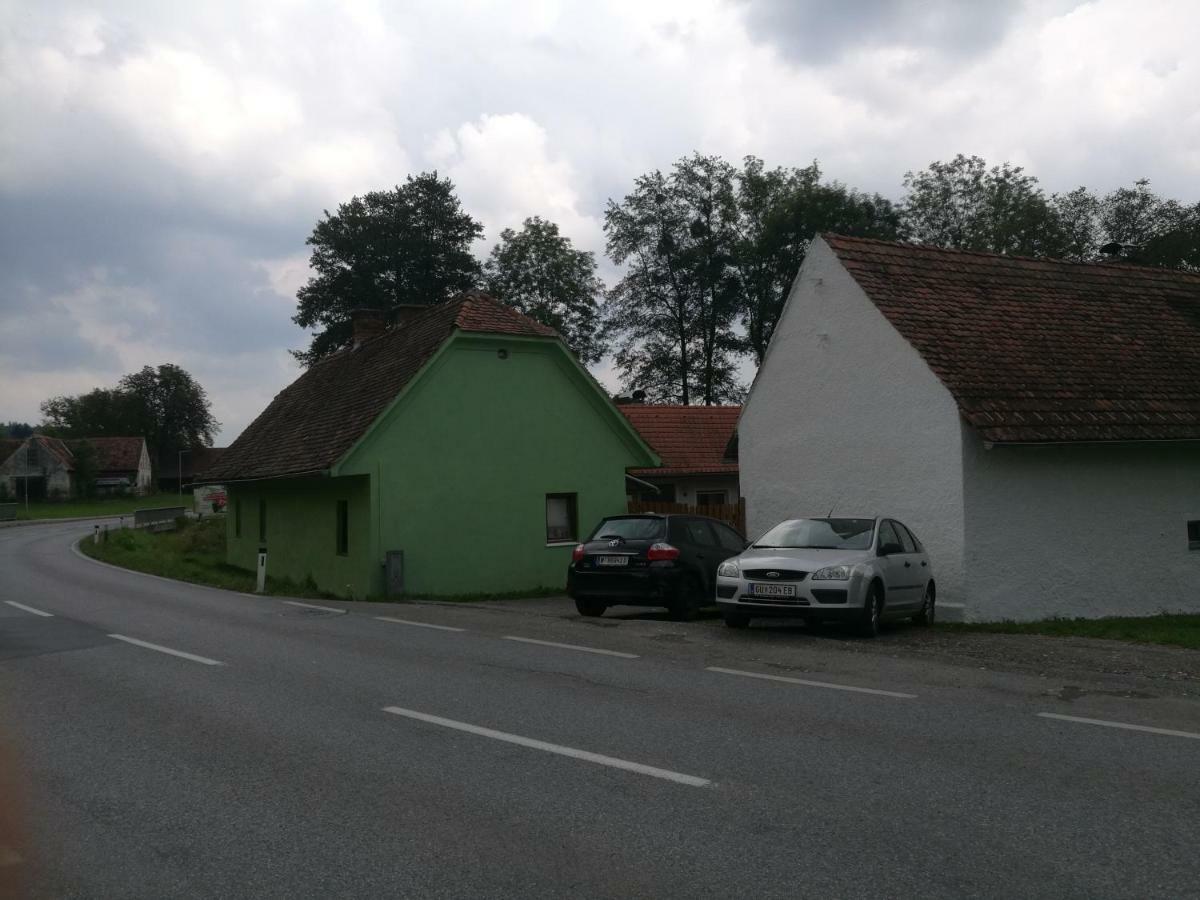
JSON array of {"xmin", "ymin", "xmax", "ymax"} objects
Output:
[
  {"xmin": 484, "ymin": 217, "xmax": 608, "ymax": 365},
  {"xmin": 293, "ymin": 172, "xmax": 484, "ymax": 365},
  {"xmin": 40, "ymin": 364, "xmax": 218, "ymax": 469}
]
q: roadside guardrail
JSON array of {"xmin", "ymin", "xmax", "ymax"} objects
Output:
[
  {"xmin": 0, "ymin": 503, "xmax": 16, "ymax": 522},
  {"xmin": 133, "ymin": 506, "xmax": 187, "ymax": 531}
]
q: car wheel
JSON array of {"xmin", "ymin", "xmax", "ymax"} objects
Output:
[
  {"xmin": 912, "ymin": 583, "xmax": 935, "ymax": 625},
  {"xmin": 723, "ymin": 611, "xmax": 750, "ymax": 629},
  {"xmin": 859, "ymin": 583, "xmax": 883, "ymax": 637},
  {"xmin": 669, "ymin": 574, "xmax": 703, "ymax": 621},
  {"xmin": 574, "ymin": 598, "xmax": 606, "ymax": 618}
]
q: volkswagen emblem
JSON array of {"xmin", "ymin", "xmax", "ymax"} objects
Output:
[{"xmin": 766, "ymin": 571, "xmax": 780, "ymax": 578}]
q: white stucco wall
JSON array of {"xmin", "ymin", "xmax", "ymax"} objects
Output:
[
  {"xmin": 740, "ymin": 237, "xmax": 968, "ymax": 604},
  {"xmin": 962, "ymin": 428, "xmax": 1200, "ymax": 620}
]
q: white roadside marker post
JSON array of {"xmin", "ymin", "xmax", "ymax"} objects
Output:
[
  {"xmin": 256, "ymin": 546, "xmax": 267, "ymax": 594},
  {"xmin": 93, "ymin": 524, "xmax": 100, "ymax": 545}
]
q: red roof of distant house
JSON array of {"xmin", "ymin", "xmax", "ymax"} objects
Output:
[
  {"xmin": 823, "ymin": 234, "xmax": 1200, "ymax": 443},
  {"xmin": 66, "ymin": 436, "xmax": 146, "ymax": 473},
  {"xmin": 619, "ymin": 405, "xmax": 740, "ymax": 477},
  {"xmin": 200, "ymin": 291, "xmax": 561, "ymax": 482}
]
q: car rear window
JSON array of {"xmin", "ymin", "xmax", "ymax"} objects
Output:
[{"xmin": 590, "ymin": 517, "xmax": 665, "ymax": 541}]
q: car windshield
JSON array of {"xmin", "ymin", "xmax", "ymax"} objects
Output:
[
  {"xmin": 753, "ymin": 518, "xmax": 875, "ymax": 550},
  {"xmin": 590, "ymin": 517, "xmax": 665, "ymax": 541}
]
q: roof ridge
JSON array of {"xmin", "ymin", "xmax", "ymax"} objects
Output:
[{"xmin": 821, "ymin": 232, "xmax": 1200, "ymax": 279}]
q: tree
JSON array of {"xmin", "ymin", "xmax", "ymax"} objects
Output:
[
  {"xmin": 483, "ymin": 217, "xmax": 608, "ymax": 364},
  {"xmin": 0, "ymin": 422, "xmax": 34, "ymax": 439},
  {"xmin": 71, "ymin": 440, "xmax": 99, "ymax": 500},
  {"xmin": 1100, "ymin": 180, "xmax": 1200, "ymax": 269},
  {"xmin": 604, "ymin": 155, "xmax": 743, "ymax": 405},
  {"xmin": 900, "ymin": 154, "xmax": 1068, "ymax": 256},
  {"xmin": 735, "ymin": 157, "xmax": 899, "ymax": 363},
  {"xmin": 293, "ymin": 172, "xmax": 484, "ymax": 365},
  {"xmin": 40, "ymin": 364, "xmax": 218, "ymax": 474}
]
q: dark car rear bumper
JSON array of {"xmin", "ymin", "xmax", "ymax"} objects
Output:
[{"xmin": 567, "ymin": 565, "xmax": 686, "ymax": 606}]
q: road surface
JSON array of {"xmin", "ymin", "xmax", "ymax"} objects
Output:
[{"xmin": 2, "ymin": 520, "xmax": 1199, "ymax": 898}]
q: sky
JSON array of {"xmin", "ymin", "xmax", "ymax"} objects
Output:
[{"xmin": 2, "ymin": 0, "xmax": 1198, "ymax": 443}]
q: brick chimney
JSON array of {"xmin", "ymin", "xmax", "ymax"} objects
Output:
[{"xmin": 350, "ymin": 308, "xmax": 387, "ymax": 349}]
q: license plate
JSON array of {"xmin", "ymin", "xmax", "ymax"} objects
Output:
[
  {"xmin": 747, "ymin": 582, "xmax": 796, "ymax": 597},
  {"xmin": 596, "ymin": 556, "xmax": 629, "ymax": 567}
]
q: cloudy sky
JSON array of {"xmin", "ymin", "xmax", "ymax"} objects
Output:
[{"xmin": 2, "ymin": 0, "xmax": 1197, "ymax": 443}]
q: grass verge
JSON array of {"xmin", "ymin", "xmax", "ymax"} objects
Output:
[
  {"xmin": 938, "ymin": 614, "xmax": 1200, "ymax": 651},
  {"xmin": 12, "ymin": 492, "xmax": 188, "ymax": 521},
  {"xmin": 79, "ymin": 517, "xmax": 335, "ymax": 600}
]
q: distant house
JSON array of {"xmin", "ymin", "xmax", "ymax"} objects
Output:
[
  {"xmin": 197, "ymin": 292, "xmax": 658, "ymax": 599},
  {"xmin": 0, "ymin": 435, "xmax": 152, "ymax": 499},
  {"xmin": 158, "ymin": 446, "xmax": 227, "ymax": 492},
  {"xmin": 741, "ymin": 234, "xmax": 1200, "ymax": 622},
  {"xmin": 618, "ymin": 404, "xmax": 740, "ymax": 507}
]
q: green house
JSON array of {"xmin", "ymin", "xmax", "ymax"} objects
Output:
[{"xmin": 199, "ymin": 292, "xmax": 658, "ymax": 599}]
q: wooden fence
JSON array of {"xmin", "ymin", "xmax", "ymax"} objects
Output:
[{"xmin": 627, "ymin": 497, "xmax": 746, "ymax": 536}]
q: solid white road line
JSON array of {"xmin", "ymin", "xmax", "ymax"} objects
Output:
[
  {"xmin": 1037, "ymin": 712, "xmax": 1200, "ymax": 741},
  {"xmin": 382, "ymin": 706, "xmax": 711, "ymax": 787},
  {"xmin": 107, "ymin": 634, "xmax": 225, "ymax": 666},
  {"xmin": 501, "ymin": 635, "xmax": 639, "ymax": 659},
  {"xmin": 374, "ymin": 616, "xmax": 465, "ymax": 633},
  {"xmin": 706, "ymin": 666, "xmax": 917, "ymax": 699},
  {"xmin": 282, "ymin": 600, "xmax": 347, "ymax": 615},
  {"xmin": 4, "ymin": 600, "xmax": 53, "ymax": 617}
]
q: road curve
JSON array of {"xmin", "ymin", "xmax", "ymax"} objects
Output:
[{"xmin": 2, "ymin": 520, "xmax": 1199, "ymax": 899}]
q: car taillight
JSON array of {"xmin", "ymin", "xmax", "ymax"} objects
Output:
[
  {"xmin": 647, "ymin": 542, "xmax": 680, "ymax": 561},
  {"xmin": 572, "ymin": 544, "xmax": 585, "ymax": 562}
]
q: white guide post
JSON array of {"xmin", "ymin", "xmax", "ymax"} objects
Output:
[{"xmin": 256, "ymin": 548, "xmax": 267, "ymax": 594}]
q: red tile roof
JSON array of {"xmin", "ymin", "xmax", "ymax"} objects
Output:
[
  {"xmin": 619, "ymin": 405, "xmax": 740, "ymax": 477},
  {"xmin": 200, "ymin": 291, "xmax": 559, "ymax": 482},
  {"xmin": 823, "ymin": 234, "xmax": 1200, "ymax": 443},
  {"xmin": 65, "ymin": 436, "xmax": 146, "ymax": 473}
]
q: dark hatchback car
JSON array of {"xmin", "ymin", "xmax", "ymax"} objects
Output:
[{"xmin": 566, "ymin": 513, "xmax": 748, "ymax": 620}]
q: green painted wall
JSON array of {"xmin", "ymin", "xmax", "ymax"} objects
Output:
[
  {"xmin": 225, "ymin": 474, "xmax": 373, "ymax": 598},
  {"xmin": 338, "ymin": 334, "xmax": 652, "ymax": 596}
]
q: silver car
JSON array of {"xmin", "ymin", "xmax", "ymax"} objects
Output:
[{"xmin": 714, "ymin": 517, "xmax": 935, "ymax": 636}]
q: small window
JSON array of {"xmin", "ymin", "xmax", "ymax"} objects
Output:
[
  {"xmin": 896, "ymin": 523, "xmax": 916, "ymax": 554},
  {"xmin": 877, "ymin": 520, "xmax": 900, "ymax": 552},
  {"xmin": 234, "ymin": 500, "xmax": 241, "ymax": 538},
  {"xmin": 546, "ymin": 494, "xmax": 578, "ymax": 543},
  {"xmin": 258, "ymin": 498, "xmax": 267, "ymax": 544},
  {"xmin": 696, "ymin": 490, "xmax": 727, "ymax": 507},
  {"xmin": 1189, "ymin": 520, "xmax": 1200, "ymax": 551},
  {"xmin": 336, "ymin": 500, "xmax": 349, "ymax": 556}
]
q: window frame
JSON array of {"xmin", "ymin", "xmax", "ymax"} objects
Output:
[
  {"xmin": 258, "ymin": 498, "xmax": 267, "ymax": 544},
  {"xmin": 545, "ymin": 493, "xmax": 578, "ymax": 545},
  {"xmin": 234, "ymin": 499, "xmax": 241, "ymax": 538},
  {"xmin": 335, "ymin": 500, "xmax": 349, "ymax": 556},
  {"xmin": 695, "ymin": 489, "xmax": 727, "ymax": 507}
]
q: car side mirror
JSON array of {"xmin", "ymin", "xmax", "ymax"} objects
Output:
[{"xmin": 879, "ymin": 542, "xmax": 903, "ymax": 557}]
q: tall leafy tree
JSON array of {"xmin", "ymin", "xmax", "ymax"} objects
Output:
[
  {"xmin": 483, "ymin": 217, "xmax": 607, "ymax": 364},
  {"xmin": 40, "ymin": 365, "xmax": 218, "ymax": 473},
  {"xmin": 1100, "ymin": 179, "xmax": 1200, "ymax": 269},
  {"xmin": 735, "ymin": 157, "xmax": 899, "ymax": 363},
  {"xmin": 0, "ymin": 422, "xmax": 35, "ymax": 439},
  {"xmin": 293, "ymin": 172, "xmax": 484, "ymax": 365},
  {"xmin": 604, "ymin": 155, "xmax": 743, "ymax": 405},
  {"xmin": 900, "ymin": 154, "xmax": 1068, "ymax": 256}
]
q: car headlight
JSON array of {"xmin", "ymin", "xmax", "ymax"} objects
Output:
[
  {"xmin": 812, "ymin": 565, "xmax": 852, "ymax": 581},
  {"xmin": 717, "ymin": 560, "xmax": 740, "ymax": 578}
]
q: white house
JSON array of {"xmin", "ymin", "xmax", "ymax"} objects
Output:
[{"xmin": 741, "ymin": 234, "xmax": 1200, "ymax": 622}]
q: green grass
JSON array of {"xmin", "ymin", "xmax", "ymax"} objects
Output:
[
  {"xmin": 9, "ymin": 492, "xmax": 188, "ymax": 521},
  {"xmin": 78, "ymin": 516, "xmax": 565, "ymax": 603},
  {"xmin": 80, "ymin": 517, "xmax": 336, "ymax": 600},
  {"xmin": 938, "ymin": 614, "xmax": 1200, "ymax": 651}
]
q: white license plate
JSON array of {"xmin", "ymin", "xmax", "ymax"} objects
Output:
[
  {"xmin": 596, "ymin": 556, "xmax": 629, "ymax": 567},
  {"xmin": 747, "ymin": 582, "xmax": 796, "ymax": 597}
]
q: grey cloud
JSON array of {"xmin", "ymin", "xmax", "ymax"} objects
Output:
[{"xmin": 733, "ymin": 0, "xmax": 1025, "ymax": 65}]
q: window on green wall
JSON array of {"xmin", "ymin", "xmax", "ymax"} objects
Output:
[
  {"xmin": 234, "ymin": 500, "xmax": 241, "ymax": 538},
  {"xmin": 546, "ymin": 493, "xmax": 578, "ymax": 543},
  {"xmin": 336, "ymin": 500, "xmax": 349, "ymax": 555},
  {"xmin": 258, "ymin": 498, "xmax": 267, "ymax": 544}
]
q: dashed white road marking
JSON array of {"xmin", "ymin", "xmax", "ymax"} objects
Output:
[
  {"xmin": 706, "ymin": 666, "xmax": 917, "ymax": 699},
  {"xmin": 382, "ymin": 706, "xmax": 711, "ymax": 787},
  {"xmin": 1037, "ymin": 712, "xmax": 1200, "ymax": 741},
  {"xmin": 4, "ymin": 600, "xmax": 53, "ymax": 617},
  {"xmin": 282, "ymin": 600, "xmax": 347, "ymax": 615},
  {"xmin": 108, "ymin": 634, "xmax": 225, "ymax": 666},
  {"xmin": 375, "ymin": 616, "xmax": 465, "ymax": 633},
  {"xmin": 501, "ymin": 635, "xmax": 639, "ymax": 659}
]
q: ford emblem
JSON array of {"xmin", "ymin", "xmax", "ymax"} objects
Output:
[{"xmin": 766, "ymin": 571, "xmax": 780, "ymax": 578}]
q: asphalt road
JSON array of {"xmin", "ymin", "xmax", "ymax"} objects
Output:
[{"xmin": 2, "ymin": 520, "xmax": 1199, "ymax": 899}]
